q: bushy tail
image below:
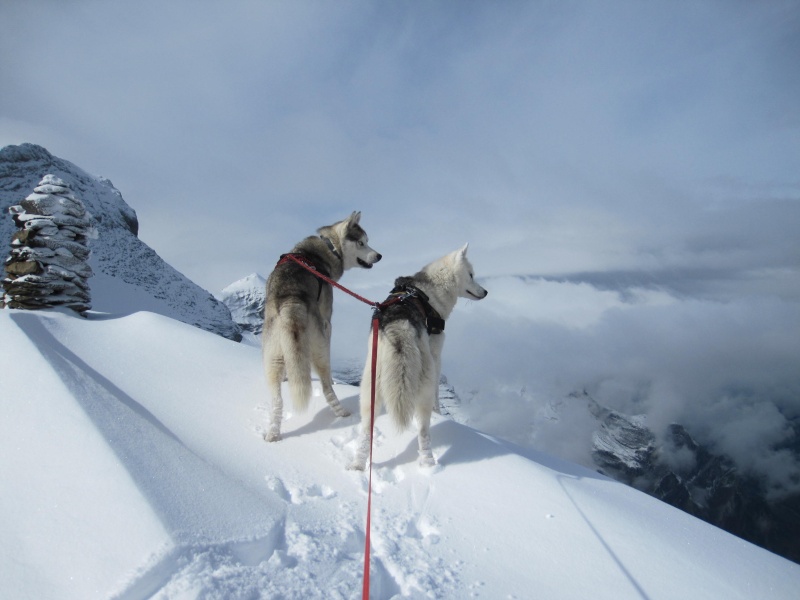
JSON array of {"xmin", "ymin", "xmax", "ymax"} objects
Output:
[
  {"xmin": 378, "ymin": 326, "xmax": 423, "ymax": 430},
  {"xmin": 278, "ymin": 303, "xmax": 312, "ymax": 412}
]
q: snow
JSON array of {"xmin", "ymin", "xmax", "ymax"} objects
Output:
[
  {"xmin": 219, "ymin": 273, "xmax": 267, "ymax": 335},
  {"xmin": 2, "ymin": 305, "xmax": 800, "ymax": 599}
]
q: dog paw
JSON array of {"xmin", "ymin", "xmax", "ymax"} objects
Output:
[
  {"xmin": 265, "ymin": 430, "xmax": 282, "ymax": 443},
  {"xmin": 346, "ymin": 460, "xmax": 366, "ymax": 471},
  {"xmin": 418, "ymin": 455, "xmax": 438, "ymax": 468},
  {"xmin": 335, "ymin": 408, "xmax": 351, "ymax": 418}
]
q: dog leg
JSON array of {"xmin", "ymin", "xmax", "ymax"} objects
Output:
[
  {"xmin": 266, "ymin": 391, "xmax": 283, "ymax": 442},
  {"xmin": 348, "ymin": 427, "xmax": 371, "ymax": 471},
  {"xmin": 431, "ymin": 341, "xmax": 444, "ymax": 414},
  {"xmin": 416, "ymin": 404, "xmax": 436, "ymax": 467},
  {"xmin": 347, "ymin": 361, "xmax": 377, "ymax": 470},
  {"xmin": 265, "ymin": 357, "xmax": 285, "ymax": 442},
  {"xmin": 314, "ymin": 362, "xmax": 351, "ymax": 419},
  {"xmin": 322, "ymin": 379, "xmax": 351, "ymax": 418},
  {"xmin": 311, "ymin": 323, "xmax": 351, "ymax": 419}
]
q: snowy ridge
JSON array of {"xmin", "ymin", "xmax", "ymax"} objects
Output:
[
  {"xmin": 2, "ymin": 307, "xmax": 799, "ymax": 599},
  {"xmin": 0, "ymin": 144, "xmax": 240, "ymax": 340}
]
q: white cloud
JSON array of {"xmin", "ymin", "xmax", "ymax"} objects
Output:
[{"xmin": 437, "ymin": 279, "xmax": 800, "ymax": 494}]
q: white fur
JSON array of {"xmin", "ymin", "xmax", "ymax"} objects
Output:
[{"xmin": 349, "ymin": 244, "xmax": 487, "ymax": 469}]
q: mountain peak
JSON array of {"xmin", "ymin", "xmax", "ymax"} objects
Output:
[
  {"xmin": 1, "ymin": 143, "xmax": 239, "ymax": 340},
  {"xmin": 219, "ymin": 272, "xmax": 267, "ymax": 335}
]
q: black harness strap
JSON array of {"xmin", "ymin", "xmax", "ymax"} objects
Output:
[{"xmin": 386, "ymin": 283, "xmax": 445, "ymax": 335}]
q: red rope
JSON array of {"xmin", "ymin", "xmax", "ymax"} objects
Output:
[
  {"xmin": 362, "ymin": 315, "xmax": 380, "ymax": 599},
  {"xmin": 278, "ymin": 253, "xmax": 378, "ymax": 307},
  {"xmin": 275, "ymin": 252, "xmax": 400, "ymax": 599}
]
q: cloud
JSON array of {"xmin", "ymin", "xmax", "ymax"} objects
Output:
[{"xmin": 436, "ymin": 279, "xmax": 800, "ymax": 495}]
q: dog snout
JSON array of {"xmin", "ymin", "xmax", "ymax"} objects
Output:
[
  {"xmin": 467, "ymin": 286, "xmax": 488, "ymax": 300},
  {"xmin": 374, "ymin": 253, "xmax": 382, "ymax": 262}
]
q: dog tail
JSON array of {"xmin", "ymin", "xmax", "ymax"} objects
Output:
[
  {"xmin": 377, "ymin": 326, "xmax": 423, "ymax": 431},
  {"xmin": 278, "ymin": 303, "xmax": 313, "ymax": 412}
]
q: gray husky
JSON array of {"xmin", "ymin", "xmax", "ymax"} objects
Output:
[
  {"xmin": 262, "ymin": 211, "xmax": 382, "ymax": 442},
  {"xmin": 348, "ymin": 244, "xmax": 487, "ymax": 469}
]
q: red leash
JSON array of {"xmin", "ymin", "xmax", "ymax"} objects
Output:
[
  {"xmin": 276, "ymin": 252, "xmax": 396, "ymax": 599},
  {"xmin": 362, "ymin": 315, "xmax": 380, "ymax": 599},
  {"xmin": 278, "ymin": 253, "xmax": 377, "ymax": 307}
]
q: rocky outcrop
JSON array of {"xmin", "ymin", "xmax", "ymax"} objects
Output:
[
  {"xmin": 3, "ymin": 175, "xmax": 94, "ymax": 313},
  {"xmin": 0, "ymin": 144, "xmax": 240, "ymax": 340},
  {"xmin": 574, "ymin": 391, "xmax": 800, "ymax": 565}
]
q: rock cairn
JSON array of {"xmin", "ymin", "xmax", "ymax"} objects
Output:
[{"xmin": 2, "ymin": 174, "xmax": 94, "ymax": 314}]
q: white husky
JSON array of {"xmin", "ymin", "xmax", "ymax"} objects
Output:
[
  {"xmin": 348, "ymin": 244, "xmax": 487, "ymax": 469},
  {"xmin": 262, "ymin": 212, "xmax": 382, "ymax": 442}
]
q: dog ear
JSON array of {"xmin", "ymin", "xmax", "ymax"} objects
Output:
[
  {"xmin": 457, "ymin": 243, "xmax": 469, "ymax": 259},
  {"xmin": 348, "ymin": 211, "xmax": 362, "ymax": 226}
]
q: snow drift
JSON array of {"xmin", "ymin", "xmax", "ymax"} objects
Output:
[{"xmin": 2, "ymin": 306, "xmax": 799, "ymax": 599}]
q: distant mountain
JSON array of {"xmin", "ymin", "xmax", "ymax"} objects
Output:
[
  {"xmin": 576, "ymin": 391, "xmax": 800, "ymax": 564},
  {"xmin": 219, "ymin": 273, "xmax": 266, "ymax": 335},
  {"xmin": 0, "ymin": 143, "xmax": 240, "ymax": 340}
]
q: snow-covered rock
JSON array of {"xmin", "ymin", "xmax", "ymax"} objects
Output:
[
  {"xmin": 3, "ymin": 175, "xmax": 94, "ymax": 313},
  {"xmin": 0, "ymin": 143, "xmax": 240, "ymax": 340},
  {"xmin": 219, "ymin": 272, "xmax": 266, "ymax": 334}
]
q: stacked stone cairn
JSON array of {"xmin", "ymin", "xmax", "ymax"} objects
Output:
[{"xmin": 2, "ymin": 175, "xmax": 94, "ymax": 314}]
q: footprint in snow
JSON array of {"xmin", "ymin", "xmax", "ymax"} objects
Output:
[
  {"xmin": 400, "ymin": 516, "xmax": 441, "ymax": 548},
  {"xmin": 265, "ymin": 476, "xmax": 291, "ymax": 502}
]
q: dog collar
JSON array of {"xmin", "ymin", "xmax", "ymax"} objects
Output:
[{"xmin": 320, "ymin": 236, "xmax": 341, "ymax": 260}]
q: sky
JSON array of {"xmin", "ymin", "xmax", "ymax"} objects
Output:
[
  {"xmin": 2, "ymin": 2, "xmax": 800, "ymax": 496},
  {"xmin": 2, "ymin": 0, "xmax": 798, "ymax": 294}
]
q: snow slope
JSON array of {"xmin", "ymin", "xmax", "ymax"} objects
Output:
[{"xmin": 2, "ymin": 307, "xmax": 800, "ymax": 599}]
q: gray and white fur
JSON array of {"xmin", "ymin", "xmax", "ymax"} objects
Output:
[
  {"xmin": 262, "ymin": 211, "xmax": 381, "ymax": 442},
  {"xmin": 348, "ymin": 243, "xmax": 487, "ymax": 469}
]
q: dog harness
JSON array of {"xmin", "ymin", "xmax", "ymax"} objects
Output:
[
  {"xmin": 383, "ymin": 283, "xmax": 445, "ymax": 335},
  {"xmin": 276, "ymin": 253, "xmax": 331, "ymax": 300}
]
